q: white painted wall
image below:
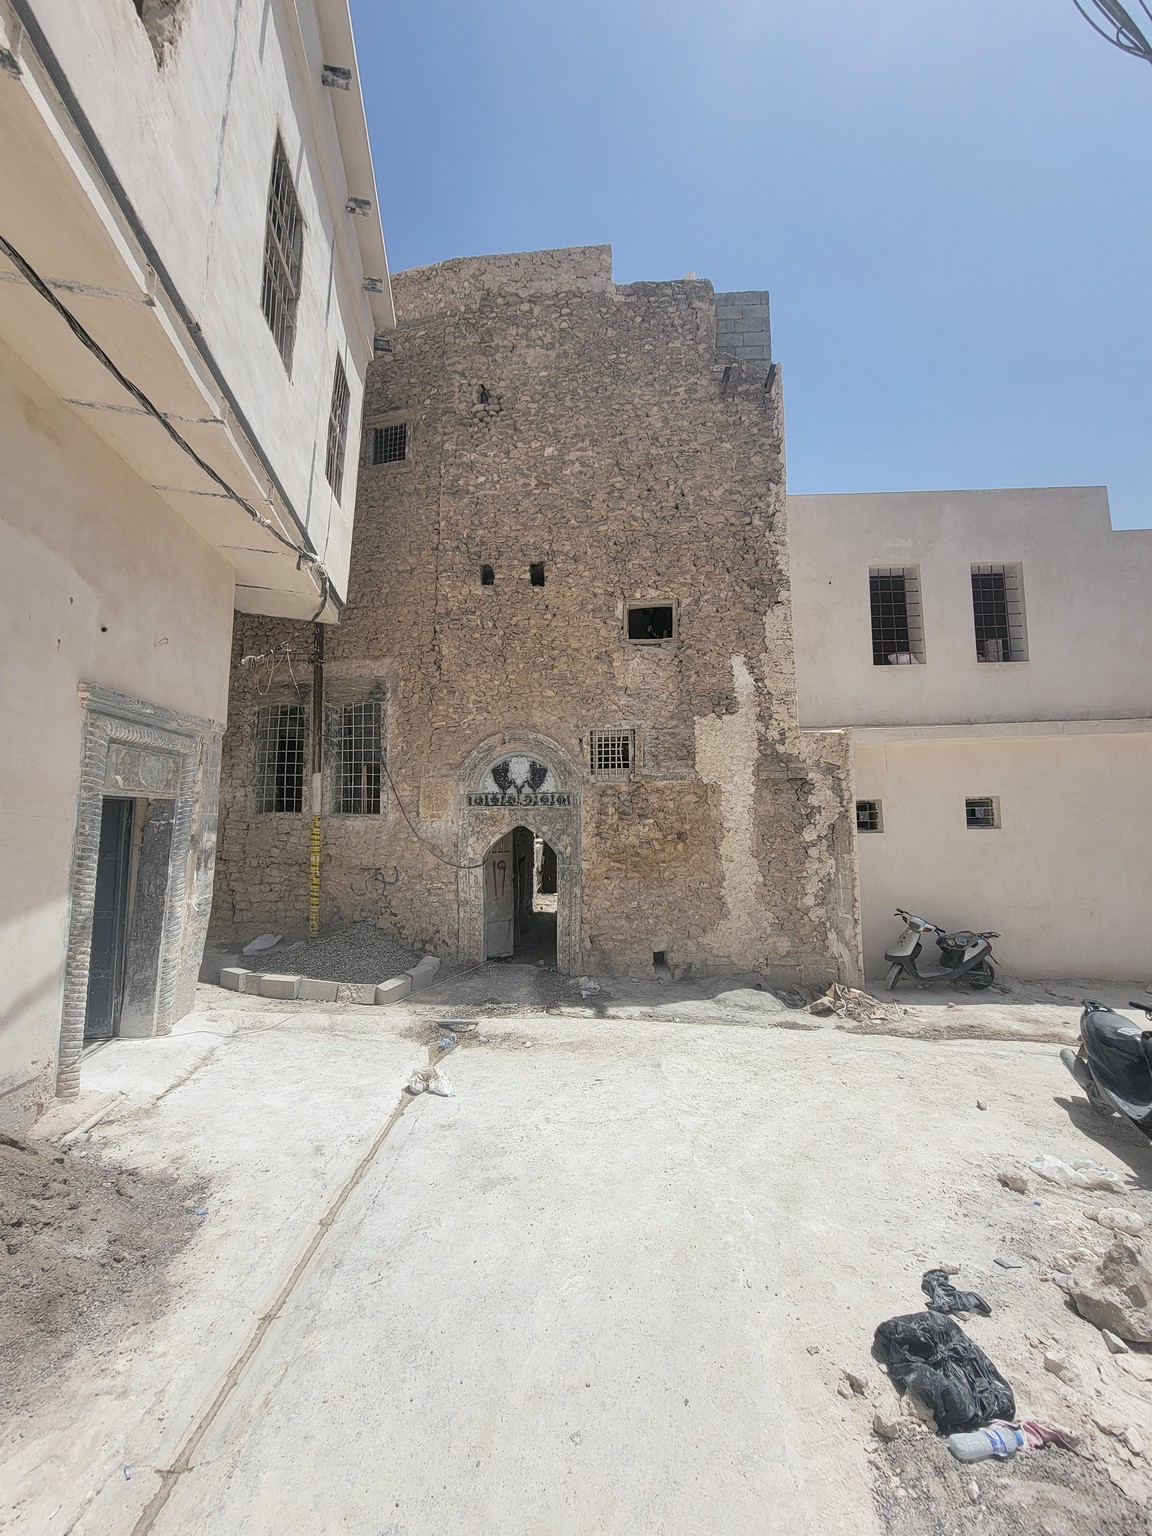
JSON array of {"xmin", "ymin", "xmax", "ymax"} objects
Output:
[
  {"xmin": 853, "ymin": 729, "xmax": 1152, "ymax": 980},
  {"xmin": 0, "ymin": 337, "xmax": 233, "ymax": 1124},
  {"xmin": 14, "ymin": 0, "xmax": 389, "ymax": 602},
  {"xmin": 789, "ymin": 488, "xmax": 1152, "ymax": 728}
]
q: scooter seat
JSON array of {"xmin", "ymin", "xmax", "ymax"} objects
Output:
[{"xmin": 1081, "ymin": 1005, "xmax": 1152, "ymax": 1125}]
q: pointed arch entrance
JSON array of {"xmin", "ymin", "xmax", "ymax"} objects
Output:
[{"xmin": 458, "ymin": 735, "xmax": 581, "ymax": 973}]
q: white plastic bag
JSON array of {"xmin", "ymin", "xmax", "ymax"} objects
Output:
[
  {"xmin": 425, "ymin": 1066, "xmax": 455, "ymax": 1098},
  {"xmin": 1030, "ymin": 1154, "xmax": 1127, "ymax": 1194},
  {"xmin": 406, "ymin": 1069, "xmax": 428, "ymax": 1096}
]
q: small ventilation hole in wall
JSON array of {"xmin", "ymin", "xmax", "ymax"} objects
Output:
[
  {"xmin": 480, "ymin": 564, "xmax": 494, "ymax": 586},
  {"xmin": 530, "ymin": 562, "xmax": 545, "ymax": 587}
]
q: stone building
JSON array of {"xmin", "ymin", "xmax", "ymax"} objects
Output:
[
  {"xmin": 0, "ymin": 0, "xmax": 390, "ymax": 1127},
  {"xmin": 213, "ymin": 246, "xmax": 863, "ymax": 985}
]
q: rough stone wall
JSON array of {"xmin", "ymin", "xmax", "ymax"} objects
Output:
[{"xmin": 213, "ymin": 246, "xmax": 862, "ymax": 984}]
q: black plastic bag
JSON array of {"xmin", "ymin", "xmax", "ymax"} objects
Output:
[
  {"xmin": 873, "ymin": 1312, "xmax": 1015, "ymax": 1434},
  {"xmin": 921, "ymin": 1268, "xmax": 992, "ymax": 1317}
]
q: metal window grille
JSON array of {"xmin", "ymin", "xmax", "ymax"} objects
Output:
[
  {"xmin": 965, "ymin": 797, "xmax": 999, "ymax": 830},
  {"xmin": 254, "ymin": 704, "xmax": 307, "ymax": 813},
  {"xmin": 372, "ymin": 423, "xmax": 408, "ymax": 464},
  {"xmin": 325, "ymin": 359, "xmax": 351, "ymax": 499},
  {"xmin": 869, "ymin": 566, "xmax": 924, "ymax": 665},
  {"xmin": 261, "ymin": 137, "xmax": 304, "ymax": 368},
  {"xmin": 971, "ymin": 564, "xmax": 1026, "ymax": 662},
  {"xmin": 856, "ymin": 800, "xmax": 882, "ymax": 833},
  {"xmin": 589, "ymin": 728, "xmax": 634, "ymax": 782},
  {"xmin": 335, "ymin": 702, "xmax": 382, "ymax": 815}
]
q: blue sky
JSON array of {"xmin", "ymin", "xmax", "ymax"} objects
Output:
[{"xmin": 349, "ymin": 0, "xmax": 1152, "ymax": 528}]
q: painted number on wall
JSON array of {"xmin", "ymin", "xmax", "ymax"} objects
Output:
[{"xmin": 489, "ymin": 858, "xmax": 508, "ymax": 898}]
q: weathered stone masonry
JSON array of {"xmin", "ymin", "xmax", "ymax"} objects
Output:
[{"xmin": 213, "ymin": 246, "xmax": 862, "ymax": 984}]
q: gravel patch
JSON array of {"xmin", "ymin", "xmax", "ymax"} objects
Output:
[{"xmin": 281, "ymin": 923, "xmax": 422, "ymax": 984}]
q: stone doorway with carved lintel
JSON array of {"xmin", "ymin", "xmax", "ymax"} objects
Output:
[{"xmin": 457, "ymin": 734, "xmax": 581, "ymax": 973}]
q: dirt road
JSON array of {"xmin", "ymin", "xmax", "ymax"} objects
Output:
[{"xmin": 4, "ymin": 985, "xmax": 1152, "ymax": 1534}]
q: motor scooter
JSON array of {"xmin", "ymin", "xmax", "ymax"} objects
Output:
[
  {"xmin": 884, "ymin": 909, "xmax": 999, "ymax": 991},
  {"xmin": 1060, "ymin": 1000, "xmax": 1152, "ymax": 1141}
]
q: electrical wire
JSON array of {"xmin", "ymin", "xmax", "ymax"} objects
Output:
[
  {"xmin": 0, "ymin": 231, "xmax": 332, "ymax": 621},
  {"xmin": 379, "ymin": 750, "xmax": 490, "ymax": 869},
  {"xmin": 1072, "ymin": 0, "xmax": 1152, "ymax": 61}
]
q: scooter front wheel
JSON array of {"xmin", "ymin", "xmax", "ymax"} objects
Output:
[{"xmin": 885, "ymin": 963, "xmax": 903, "ymax": 992}]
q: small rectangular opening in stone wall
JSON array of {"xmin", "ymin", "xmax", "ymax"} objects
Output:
[
  {"xmin": 626, "ymin": 603, "xmax": 676, "ymax": 643},
  {"xmin": 530, "ymin": 562, "xmax": 545, "ymax": 587},
  {"xmin": 480, "ymin": 564, "xmax": 495, "ymax": 586},
  {"xmin": 371, "ymin": 422, "xmax": 408, "ymax": 464},
  {"xmin": 652, "ymin": 950, "xmax": 667, "ymax": 967}
]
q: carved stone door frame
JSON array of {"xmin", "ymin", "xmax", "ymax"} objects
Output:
[{"xmin": 457, "ymin": 733, "xmax": 581, "ymax": 973}]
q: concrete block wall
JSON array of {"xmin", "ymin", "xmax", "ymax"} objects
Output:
[{"xmin": 715, "ymin": 291, "xmax": 771, "ymax": 364}]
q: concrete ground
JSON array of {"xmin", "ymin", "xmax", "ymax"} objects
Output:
[{"xmin": 5, "ymin": 974, "xmax": 1152, "ymax": 1534}]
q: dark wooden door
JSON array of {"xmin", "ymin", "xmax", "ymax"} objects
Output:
[{"xmin": 84, "ymin": 797, "xmax": 134, "ymax": 1042}]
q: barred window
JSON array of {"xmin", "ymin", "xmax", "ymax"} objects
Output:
[
  {"xmin": 335, "ymin": 702, "xmax": 382, "ymax": 815},
  {"xmin": 371, "ymin": 423, "xmax": 408, "ymax": 464},
  {"xmin": 971, "ymin": 564, "xmax": 1027, "ymax": 662},
  {"xmin": 589, "ymin": 728, "xmax": 634, "ymax": 782},
  {"xmin": 261, "ymin": 137, "xmax": 304, "ymax": 369},
  {"xmin": 966, "ymin": 796, "xmax": 1000, "ymax": 830},
  {"xmin": 869, "ymin": 566, "xmax": 924, "ymax": 665},
  {"xmin": 325, "ymin": 359, "xmax": 351, "ymax": 500},
  {"xmin": 254, "ymin": 704, "xmax": 307, "ymax": 813},
  {"xmin": 856, "ymin": 799, "xmax": 883, "ymax": 833}
]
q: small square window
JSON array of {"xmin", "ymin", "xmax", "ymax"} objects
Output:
[
  {"xmin": 965, "ymin": 796, "xmax": 1000, "ymax": 829},
  {"xmin": 856, "ymin": 800, "xmax": 883, "ymax": 833},
  {"xmin": 530, "ymin": 562, "xmax": 546, "ymax": 587},
  {"xmin": 869, "ymin": 566, "xmax": 924, "ymax": 665},
  {"xmin": 254, "ymin": 703, "xmax": 307, "ymax": 814},
  {"xmin": 589, "ymin": 728, "xmax": 634, "ymax": 781},
  {"xmin": 372, "ymin": 423, "xmax": 408, "ymax": 464},
  {"xmin": 626, "ymin": 602, "xmax": 676, "ymax": 643},
  {"xmin": 971, "ymin": 564, "xmax": 1027, "ymax": 662}
]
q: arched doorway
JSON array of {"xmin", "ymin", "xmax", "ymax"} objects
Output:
[
  {"xmin": 483, "ymin": 826, "xmax": 559, "ymax": 966},
  {"xmin": 458, "ymin": 735, "xmax": 581, "ymax": 972}
]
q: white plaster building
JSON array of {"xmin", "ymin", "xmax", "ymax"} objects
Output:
[
  {"xmin": 0, "ymin": 0, "xmax": 391, "ymax": 1127},
  {"xmin": 790, "ymin": 487, "xmax": 1152, "ymax": 981}
]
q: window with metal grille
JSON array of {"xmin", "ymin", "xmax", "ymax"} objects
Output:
[
  {"xmin": 254, "ymin": 704, "xmax": 307, "ymax": 813},
  {"xmin": 869, "ymin": 566, "xmax": 924, "ymax": 665},
  {"xmin": 856, "ymin": 800, "xmax": 883, "ymax": 833},
  {"xmin": 335, "ymin": 702, "xmax": 382, "ymax": 815},
  {"xmin": 965, "ymin": 796, "xmax": 1000, "ymax": 830},
  {"xmin": 260, "ymin": 137, "xmax": 304, "ymax": 369},
  {"xmin": 626, "ymin": 602, "xmax": 676, "ymax": 643},
  {"xmin": 325, "ymin": 359, "xmax": 350, "ymax": 499},
  {"xmin": 589, "ymin": 728, "xmax": 634, "ymax": 782},
  {"xmin": 971, "ymin": 564, "xmax": 1027, "ymax": 662},
  {"xmin": 371, "ymin": 423, "xmax": 408, "ymax": 464}
]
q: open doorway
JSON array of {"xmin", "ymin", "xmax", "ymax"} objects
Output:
[{"xmin": 483, "ymin": 825, "xmax": 558, "ymax": 967}]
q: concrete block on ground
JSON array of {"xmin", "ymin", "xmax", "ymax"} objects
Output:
[
  {"xmin": 405, "ymin": 956, "xmax": 441, "ymax": 992},
  {"xmin": 299, "ymin": 977, "xmax": 340, "ymax": 1002},
  {"xmin": 259, "ymin": 974, "xmax": 302, "ymax": 1000},
  {"xmin": 219, "ymin": 967, "xmax": 252, "ymax": 992},
  {"xmin": 375, "ymin": 975, "xmax": 412, "ymax": 1005}
]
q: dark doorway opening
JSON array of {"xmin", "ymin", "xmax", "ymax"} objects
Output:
[
  {"xmin": 84, "ymin": 797, "xmax": 135, "ymax": 1042},
  {"xmin": 483, "ymin": 826, "xmax": 558, "ymax": 967}
]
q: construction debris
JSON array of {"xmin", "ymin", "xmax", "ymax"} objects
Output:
[{"xmin": 808, "ymin": 983, "xmax": 904, "ymax": 1025}]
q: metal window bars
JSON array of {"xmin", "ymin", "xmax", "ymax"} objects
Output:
[
  {"xmin": 971, "ymin": 565, "xmax": 1026, "ymax": 662},
  {"xmin": 372, "ymin": 423, "xmax": 408, "ymax": 464},
  {"xmin": 335, "ymin": 702, "xmax": 382, "ymax": 814},
  {"xmin": 325, "ymin": 359, "xmax": 351, "ymax": 500},
  {"xmin": 869, "ymin": 566, "xmax": 924, "ymax": 665},
  {"xmin": 254, "ymin": 704, "xmax": 307, "ymax": 813},
  {"xmin": 965, "ymin": 797, "xmax": 999, "ymax": 829},
  {"xmin": 589, "ymin": 728, "xmax": 634, "ymax": 781},
  {"xmin": 261, "ymin": 137, "xmax": 304, "ymax": 368},
  {"xmin": 855, "ymin": 800, "xmax": 882, "ymax": 833}
]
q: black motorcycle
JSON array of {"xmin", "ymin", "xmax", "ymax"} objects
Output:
[{"xmin": 1061, "ymin": 1000, "xmax": 1152, "ymax": 1141}]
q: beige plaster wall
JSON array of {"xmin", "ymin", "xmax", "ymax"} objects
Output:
[
  {"xmin": 789, "ymin": 487, "xmax": 1152, "ymax": 729},
  {"xmin": 0, "ymin": 337, "xmax": 233, "ymax": 1126},
  {"xmin": 853, "ymin": 729, "xmax": 1152, "ymax": 979}
]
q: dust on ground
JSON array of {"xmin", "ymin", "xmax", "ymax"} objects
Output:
[
  {"xmin": 0, "ymin": 1132, "xmax": 206, "ymax": 1415},
  {"xmin": 874, "ymin": 1422, "xmax": 1142, "ymax": 1535}
]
